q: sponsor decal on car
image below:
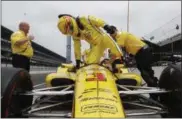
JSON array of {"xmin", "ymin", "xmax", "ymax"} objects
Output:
[
  {"xmin": 79, "ymin": 97, "xmax": 118, "ymax": 103},
  {"xmin": 86, "ymin": 72, "xmax": 106, "ymax": 81},
  {"xmin": 81, "ymin": 103, "xmax": 117, "ymax": 114},
  {"xmin": 81, "ymin": 88, "xmax": 112, "ymax": 94}
]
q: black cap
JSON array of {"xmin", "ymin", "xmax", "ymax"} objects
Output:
[{"xmin": 58, "ymin": 14, "xmax": 73, "ymax": 18}]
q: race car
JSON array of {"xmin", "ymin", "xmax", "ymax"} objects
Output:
[{"xmin": 1, "ymin": 61, "xmax": 182, "ymax": 118}]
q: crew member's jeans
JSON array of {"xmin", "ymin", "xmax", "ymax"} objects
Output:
[
  {"xmin": 135, "ymin": 45, "xmax": 158, "ymax": 99},
  {"xmin": 12, "ymin": 54, "xmax": 30, "ymax": 72}
]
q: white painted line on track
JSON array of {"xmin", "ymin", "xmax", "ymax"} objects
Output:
[
  {"xmin": 30, "ymin": 70, "xmax": 56, "ymax": 74},
  {"xmin": 33, "ymin": 83, "xmax": 46, "ymax": 88}
]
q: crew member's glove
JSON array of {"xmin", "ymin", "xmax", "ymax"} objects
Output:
[
  {"xmin": 112, "ymin": 58, "xmax": 123, "ymax": 73},
  {"xmin": 76, "ymin": 60, "xmax": 81, "ymax": 69},
  {"xmin": 103, "ymin": 25, "xmax": 116, "ymax": 34}
]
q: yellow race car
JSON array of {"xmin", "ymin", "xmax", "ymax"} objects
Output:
[{"xmin": 1, "ymin": 62, "xmax": 182, "ymax": 118}]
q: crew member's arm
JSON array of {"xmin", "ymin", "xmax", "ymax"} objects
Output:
[
  {"xmin": 73, "ymin": 37, "xmax": 81, "ymax": 68},
  {"xmin": 11, "ymin": 32, "xmax": 26, "ymax": 46},
  {"xmin": 88, "ymin": 15, "xmax": 115, "ymax": 34},
  {"xmin": 81, "ymin": 50, "xmax": 86, "ymax": 62},
  {"xmin": 88, "ymin": 15, "xmax": 106, "ymax": 28},
  {"xmin": 15, "ymin": 39, "xmax": 29, "ymax": 46},
  {"xmin": 11, "ymin": 32, "xmax": 34, "ymax": 47},
  {"xmin": 81, "ymin": 53, "xmax": 85, "ymax": 62}
]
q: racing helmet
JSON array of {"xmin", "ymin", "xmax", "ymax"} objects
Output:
[{"xmin": 57, "ymin": 14, "xmax": 79, "ymax": 36}]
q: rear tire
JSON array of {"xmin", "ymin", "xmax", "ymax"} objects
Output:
[
  {"xmin": 1, "ymin": 67, "xmax": 33, "ymax": 118},
  {"xmin": 158, "ymin": 64, "xmax": 182, "ymax": 118}
]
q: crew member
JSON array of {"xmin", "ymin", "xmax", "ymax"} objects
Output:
[
  {"xmin": 57, "ymin": 14, "xmax": 123, "ymax": 70},
  {"xmin": 11, "ymin": 22, "xmax": 34, "ymax": 72},
  {"xmin": 109, "ymin": 26, "xmax": 158, "ymax": 99}
]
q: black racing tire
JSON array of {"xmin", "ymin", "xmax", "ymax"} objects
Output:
[
  {"xmin": 1, "ymin": 67, "xmax": 33, "ymax": 118},
  {"xmin": 158, "ymin": 63, "xmax": 182, "ymax": 118}
]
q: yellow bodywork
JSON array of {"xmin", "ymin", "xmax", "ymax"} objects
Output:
[
  {"xmin": 73, "ymin": 64, "xmax": 125, "ymax": 118},
  {"xmin": 45, "ymin": 63, "xmax": 143, "ymax": 118},
  {"xmin": 116, "ymin": 64, "xmax": 129, "ymax": 73},
  {"xmin": 46, "ymin": 63, "xmax": 76, "ymax": 87},
  {"xmin": 115, "ymin": 73, "xmax": 142, "ymax": 86},
  {"xmin": 45, "ymin": 72, "xmax": 76, "ymax": 87},
  {"xmin": 115, "ymin": 64, "xmax": 142, "ymax": 86},
  {"xmin": 57, "ymin": 63, "xmax": 75, "ymax": 73}
]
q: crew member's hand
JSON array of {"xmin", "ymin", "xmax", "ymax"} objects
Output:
[
  {"xmin": 28, "ymin": 35, "xmax": 34, "ymax": 40},
  {"xmin": 76, "ymin": 60, "xmax": 81, "ymax": 69},
  {"xmin": 112, "ymin": 58, "xmax": 123, "ymax": 73}
]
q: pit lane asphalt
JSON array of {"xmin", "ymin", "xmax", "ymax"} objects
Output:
[
  {"xmin": 31, "ymin": 73, "xmax": 48, "ymax": 89},
  {"xmin": 30, "ymin": 66, "xmax": 166, "ymax": 118}
]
